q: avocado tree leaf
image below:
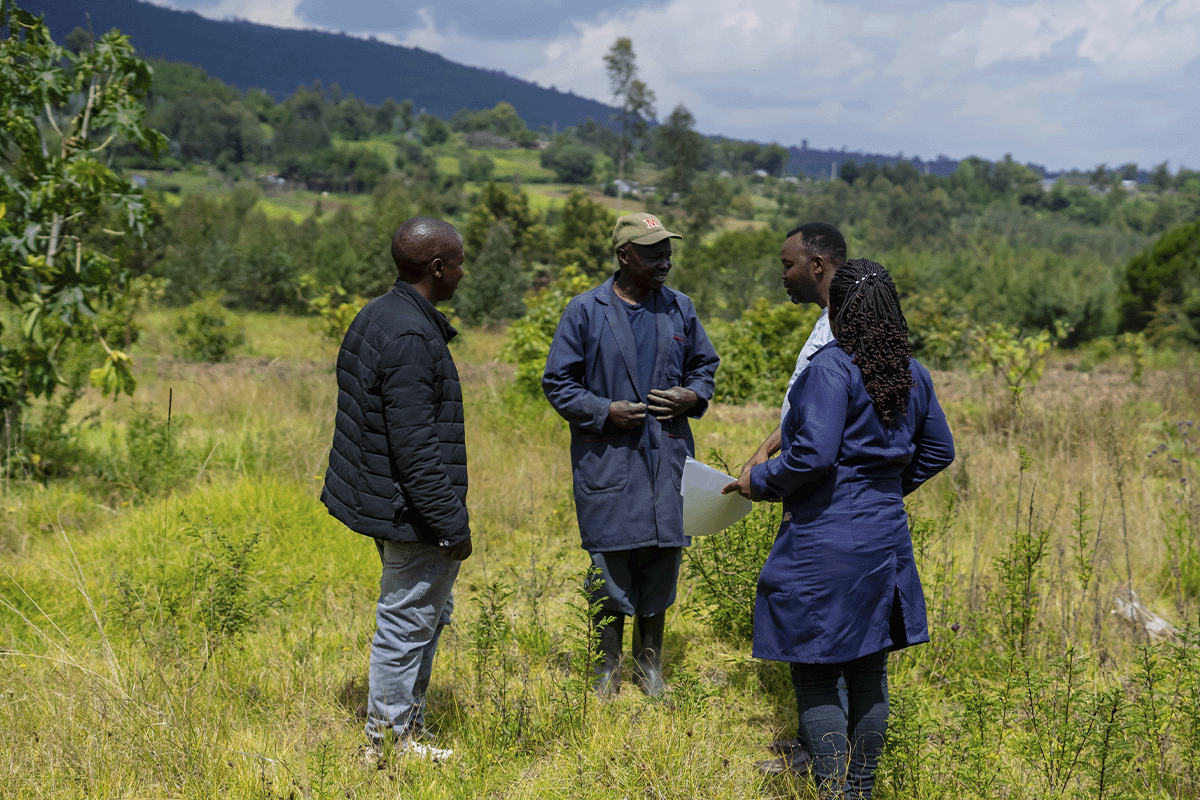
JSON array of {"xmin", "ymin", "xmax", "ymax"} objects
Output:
[{"xmin": 0, "ymin": 0, "xmax": 161, "ymax": 447}]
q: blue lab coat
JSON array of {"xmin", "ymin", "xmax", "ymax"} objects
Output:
[
  {"xmin": 749, "ymin": 342, "xmax": 955, "ymax": 663},
  {"xmin": 542, "ymin": 274, "xmax": 719, "ymax": 552}
]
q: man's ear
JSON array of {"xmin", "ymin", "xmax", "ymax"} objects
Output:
[
  {"xmin": 429, "ymin": 256, "xmax": 444, "ymax": 279},
  {"xmin": 811, "ymin": 254, "xmax": 826, "ymax": 278},
  {"xmin": 615, "ymin": 246, "xmax": 630, "ymax": 267}
]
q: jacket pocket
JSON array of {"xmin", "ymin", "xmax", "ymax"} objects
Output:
[
  {"xmin": 660, "ymin": 414, "xmax": 692, "ymax": 441},
  {"xmin": 572, "ymin": 435, "xmax": 631, "ymax": 495},
  {"xmin": 664, "ymin": 333, "xmax": 687, "ymax": 377}
]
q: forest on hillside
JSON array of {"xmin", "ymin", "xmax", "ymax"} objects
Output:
[
  {"xmin": 88, "ymin": 41, "xmax": 1200, "ymax": 353},
  {"xmin": 20, "ymin": 0, "xmax": 618, "ymax": 131},
  {"xmin": 4, "ymin": 9, "xmax": 1200, "ymax": 452}
]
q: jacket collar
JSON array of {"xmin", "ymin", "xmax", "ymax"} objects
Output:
[
  {"xmin": 595, "ymin": 270, "xmax": 680, "ymax": 312},
  {"xmin": 391, "ymin": 279, "xmax": 458, "ymax": 342}
]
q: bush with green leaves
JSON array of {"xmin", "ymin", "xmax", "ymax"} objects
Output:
[
  {"xmin": 704, "ymin": 298, "xmax": 820, "ymax": 404},
  {"xmin": 101, "ymin": 404, "xmax": 196, "ymax": 498},
  {"xmin": 671, "ymin": 228, "xmax": 783, "ymax": 320},
  {"xmin": 540, "ymin": 137, "xmax": 596, "ymax": 184},
  {"xmin": 112, "ymin": 515, "xmax": 310, "ymax": 667},
  {"xmin": 554, "ymin": 190, "xmax": 615, "ymax": 279},
  {"xmin": 967, "ymin": 321, "xmax": 1058, "ymax": 412},
  {"xmin": 172, "ymin": 294, "xmax": 247, "ymax": 362},
  {"xmin": 1119, "ymin": 216, "xmax": 1200, "ymax": 344},
  {"xmin": 500, "ymin": 265, "xmax": 593, "ymax": 399},
  {"xmin": 0, "ymin": 2, "xmax": 165, "ymax": 453},
  {"xmin": 904, "ymin": 289, "xmax": 973, "ymax": 368},
  {"xmin": 461, "ymin": 154, "xmax": 496, "ymax": 183},
  {"xmin": 299, "ymin": 278, "xmax": 368, "ymax": 343},
  {"xmin": 463, "ymin": 181, "xmax": 551, "ymax": 264}
]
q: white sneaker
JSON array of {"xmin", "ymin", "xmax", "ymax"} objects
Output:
[
  {"xmin": 362, "ymin": 745, "xmax": 386, "ymax": 767},
  {"xmin": 399, "ymin": 740, "xmax": 453, "ymax": 761}
]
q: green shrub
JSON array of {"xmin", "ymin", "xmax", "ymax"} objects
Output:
[
  {"xmin": 904, "ymin": 289, "xmax": 973, "ymax": 368},
  {"xmin": 1119, "ymin": 216, "xmax": 1200, "ymax": 341},
  {"xmin": 461, "ymin": 154, "xmax": 495, "ymax": 183},
  {"xmin": 967, "ymin": 321, "xmax": 1056, "ymax": 413},
  {"xmin": 300, "ymin": 278, "xmax": 368, "ymax": 343},
  {"xmin": 173, "ymin": 294, "xmax": 247, "ymax": 362},
  {"xmin": 540, "ymin": 140, "xmax": 595, "ymax": 184},
  {"xmin": 101, "ymin": 404, "xmax": 195, "ymax": 498},
  {"xmin": 453, "ymin": 223, "xmax": 529, "ymax": 325},
  {"xmin": 112, "ymin": 514, "xmax": 310, "ymax": 667},
  {"xmin": 501, "ymin": 264, "xmax": 592, "ymax": 399},
  {"xmin": 683, "ymin": 451, "xmax": 781, "ymax": 642},
  {"xmin": 705, "ymin": 298, "xmax": 818, "ymax": 404}
]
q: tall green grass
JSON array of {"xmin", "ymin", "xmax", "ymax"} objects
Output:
[{"xmin": 2, "ymin": 321, "xmax": 1199, "ymax": 798}]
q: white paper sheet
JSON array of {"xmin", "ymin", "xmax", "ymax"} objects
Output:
[{"xmin": 681, "ymin": 456, "xmax": 753, "ymax": 538}]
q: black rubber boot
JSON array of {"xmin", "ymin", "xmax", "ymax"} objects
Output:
[
  {"xmin": 632, "ymin": 613, "xmax": 666, "ymax": 697},
  {"xmin": 593, "ymin": 610, "xmax": 624, "ymax": 698}
]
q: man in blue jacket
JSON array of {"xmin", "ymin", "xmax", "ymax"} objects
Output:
[
  {"xmin": 543, "ymin": 213, "xmax": 719, "ymax": 697},
  {"xmin": 322, "ymin": 216, "xmax": 471, "ymax": 761}
]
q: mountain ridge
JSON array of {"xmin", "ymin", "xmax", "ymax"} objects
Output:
[
  {"xmin": 17, "ymin": 0, "xmax": 1048, "ymax": 179},
  {"xmin": 20, "ymin": 0, "xmax": 616, "ymax": 133}
]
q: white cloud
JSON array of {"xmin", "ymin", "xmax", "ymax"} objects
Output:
[
  {"xmin": 178, "ymin": 0, "xmax": 309, "ymax": 28},
  {"xmin": 147, "ymin": 0, "xmax": 1200, "ymax": 169},
  {"xmin": 508, "ymin": 0, "xmax": 1200, "ymax": 169}
]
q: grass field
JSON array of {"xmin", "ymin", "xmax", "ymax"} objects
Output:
[
  {"xmin": 437, "ymin": 147, "xmax": 559, "ymax": 184},
  {"xmin": 134, "ymin": 139, "xmax": 775, "ymax": 236},
  {"xmin": 2, "ymin": 310, "xmax": 1199, "ymax": 798},
  {"xmin": 136, "ymin": 166, "xmax": 233, "ymax": 196},
  {"xmin": 335, "ymin": 136, "xmax": 399, "ymax": 168}
]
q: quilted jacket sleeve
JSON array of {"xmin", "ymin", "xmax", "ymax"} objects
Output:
[{"xmin": 380, "ymin": 332, "xmax": 470, "ymax": 546}]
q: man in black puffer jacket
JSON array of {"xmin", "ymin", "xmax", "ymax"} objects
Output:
[{"xmin": 322, "ymin": 216, "xmax": 471, "ymax": 761}]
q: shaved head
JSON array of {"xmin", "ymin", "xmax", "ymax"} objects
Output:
[{"xmin": 391, "ymin": 216, "xmax": 463, "ymax": 282}]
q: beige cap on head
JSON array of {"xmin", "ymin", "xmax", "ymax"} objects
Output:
[{"xmin": 612, "ymin": 213, "xmax": 683, "ymax": 250}]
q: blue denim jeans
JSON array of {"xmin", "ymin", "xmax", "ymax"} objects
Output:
[
  {"xmin": 366, "ymin": 539, "xmax": 459, "ymax": 745},
  {"xmin": 791, "ymin": 649, "xmax": 889, "ymax": 800}
]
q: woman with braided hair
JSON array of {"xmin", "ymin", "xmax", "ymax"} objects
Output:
[{"xmin": 725, "ymin": 258, "xmax": 955, "ymax": 798}]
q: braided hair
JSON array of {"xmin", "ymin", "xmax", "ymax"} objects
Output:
[{"xmin": 828, "ymin": 259, "xmax": 912, "ymax": 427}]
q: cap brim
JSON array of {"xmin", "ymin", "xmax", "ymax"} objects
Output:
[{"xmin": 628, "ymin": 229, "xmax": 683, "ymax": 245}]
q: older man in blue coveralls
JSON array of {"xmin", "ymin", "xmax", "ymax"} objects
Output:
[{"xmin": 543, "ymin": 212, "xmax": 719, "ymax": 697}]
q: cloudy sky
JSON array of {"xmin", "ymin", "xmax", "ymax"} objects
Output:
[{"xmin": 150, "ymin": 0, "xmax": 1199, "ymax": 172}]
